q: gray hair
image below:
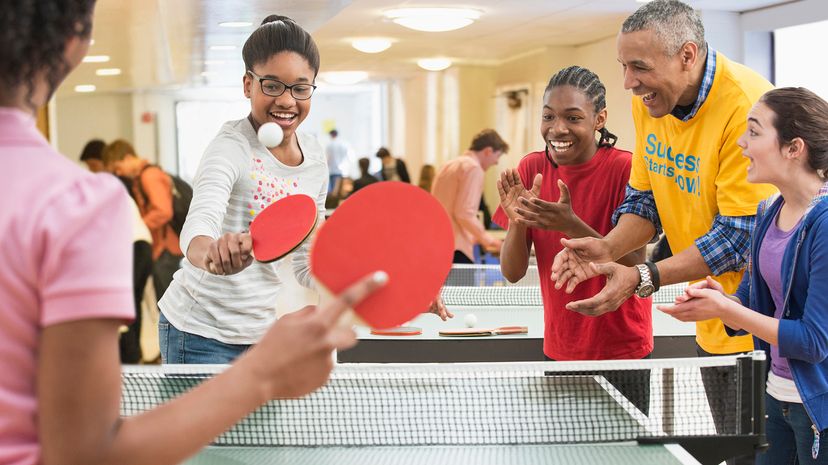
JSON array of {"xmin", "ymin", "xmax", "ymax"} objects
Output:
[{"xmin": 622, "ymin": 0, "xmax": 706, "ymax": 57}]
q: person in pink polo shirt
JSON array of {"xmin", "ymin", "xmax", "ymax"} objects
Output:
[
  {"xmin": 431, "ymin": 129, "xmax": 508, "ymax": 264},
  {"xmin": 0, "ymin": 3, "xmax": 384, "ymax": 465}
]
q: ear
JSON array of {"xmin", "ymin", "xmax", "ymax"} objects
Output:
[
  {"xmin": 679, "ymin": 41, "xmax": 699, "ymax": 70},
  {"xmin": 787, "ymin": 137, "xmax": 806, "ymax": 160},
  {"xmin": 243, "ymin": 73, "xmax": 252, "ymax": 98},
  {"xmin": 594, "ymin": 108, "xmax": 608, "ymax": 131}
]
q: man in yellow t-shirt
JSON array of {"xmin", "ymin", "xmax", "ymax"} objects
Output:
[{"xmin": 549, "ymin": 2, "xmax": 774, "ymax": 463}]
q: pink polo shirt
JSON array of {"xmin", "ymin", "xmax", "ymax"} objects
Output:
[{"xmin": 0, "ymin": 108, "xmax": 134, "ymax": 465}]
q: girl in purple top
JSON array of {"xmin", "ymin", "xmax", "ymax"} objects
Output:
[
  {"xmin": 658, "ymin": 87, "xmax": 828, "ymax": 464},
  {"xmin": 0, "ymin": 3, "xmax": 385, "ymax": 465}
]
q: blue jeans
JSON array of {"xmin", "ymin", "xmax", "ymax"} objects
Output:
[
  {"xmin": 158, "ymin": 313, "xmax": 249, "ymax": 364},
  {"xmin": 756, "ymin": 393, "xmax": 828, "ymax": 465}
]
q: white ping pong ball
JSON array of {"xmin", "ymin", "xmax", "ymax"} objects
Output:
[
  {"xmin": 464, "ymin": 313, "xmax": 478, "ymax": 328},
  {"xmin": 258, "ymin": 122, "xmax": 284, "ymax": 148}
]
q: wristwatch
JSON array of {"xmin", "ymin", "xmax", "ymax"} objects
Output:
[{"xmin": 634, "ymin": 263, "xmax": 656, "ymax": 298}]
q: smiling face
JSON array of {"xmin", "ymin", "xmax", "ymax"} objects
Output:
[
  {"xmin": 617, "ymin": 29, "xmax": 698, "ymax": 119},
  {"xmin": 737, "ymin": 102, "xmax": 786, "ymax": 185},
  {"xmin": 244, "ymin": 51, "xmax": 314, "ymax": 146},
  {"xmin": 541, "ymin": 85, "xmax": 606, "ymax": 166}
]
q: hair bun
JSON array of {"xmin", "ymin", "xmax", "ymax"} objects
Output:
[{"xmin": 261, "ymin": 15, "xmax": 293, "ymax": 26}]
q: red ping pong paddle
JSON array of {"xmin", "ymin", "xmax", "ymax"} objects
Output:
[
  {"xmin": 438, "ymin": 326, "xmax": 528, "ymax": 337},
  {"xmin": 249, "ymin": 194, "xmax": 318, "ymax": 263},
  {"xmin": 370, "ymin": 326, "xmax": 423, "ymax": 336},
  {"xmin": 311, "ymin": 181, "xmax": 454, "ymax": 329}
]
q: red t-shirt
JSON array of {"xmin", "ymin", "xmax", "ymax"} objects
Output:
[{"xmin": 494, "ymin": 146, "xmax": 653, "ymax": 360}]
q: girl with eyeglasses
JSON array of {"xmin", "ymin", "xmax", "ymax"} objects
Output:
[{"xmin": 157, "ymin": 15, "xmax": 339, "ymax": 363}]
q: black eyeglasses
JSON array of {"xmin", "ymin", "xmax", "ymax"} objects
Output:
[{"xmin": 247, "ymin": 70, "xmax": 316, "ymax": 100}]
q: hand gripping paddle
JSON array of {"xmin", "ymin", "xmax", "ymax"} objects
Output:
[
  {"xmin": 249, "ymin": 194, "xmax": 318, "ymax": 263},
  {"xmin": 311, "ymin": 182, "xmax": 454, "ymax": 329}
]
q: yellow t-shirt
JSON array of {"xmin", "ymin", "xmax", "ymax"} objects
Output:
[{"xmin": 629, "ymin": 53, "xmax": 777, "ymax": 354}]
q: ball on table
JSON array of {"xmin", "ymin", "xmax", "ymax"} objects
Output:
[
  {"xmin": 464, "ymin": 313, "xmax": 477, "ymax": 328},
  {"xmin": 258, "ymin": 122, "xmax": 284, "ymax": 148}
]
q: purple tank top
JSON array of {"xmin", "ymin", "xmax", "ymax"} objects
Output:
[{"xmin": 758, "ymin": 209, "xmax": 802, "ymax": 380}]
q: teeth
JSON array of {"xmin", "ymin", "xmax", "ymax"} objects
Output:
[
  {"xmin": 271, "ymin": 112, "xmax": 295, "ymax": 119},
  {"xmin": 642, "ymin": 92, "xmax": 656, "ymax": 102},
  {"xmin": 549, "ymin": 141, "xmax": 573, "ymax": 152}
]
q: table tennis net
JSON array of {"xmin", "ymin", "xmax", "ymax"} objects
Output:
[
  {"xmin": 440, "ymin": 264, "xmax": 687, "ymax": 307},
  {"xmin": 121, "ymin": 354, "xmax": 764, "ymax": 447}
]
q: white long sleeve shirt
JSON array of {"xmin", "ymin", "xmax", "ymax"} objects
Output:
[{"xmin": 159, "ymin": 118, "xmax": 327, "ymax": 344}]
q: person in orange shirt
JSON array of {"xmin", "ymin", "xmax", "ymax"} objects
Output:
[
  {"xmin": 431, "ymin": 129, "xmax": 508, "ymax": 264},
  {"xmin": 103, "ymin": 139, "xmax": 183, "ymax": 301}
]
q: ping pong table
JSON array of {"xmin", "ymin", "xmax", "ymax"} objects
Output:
[
  {"xmin": 184, "ymin": 442, "xmax": 700, "ymax": 464},
  {"xmin": 339, "ymin": 266, "xmax": 697, "ymax": 363},
  {"xmin": 122, "ymin": 355, "xmax": 765, "ymax": 465}
]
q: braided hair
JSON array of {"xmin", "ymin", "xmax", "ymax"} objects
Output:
[
  {"xmin": 545, "ymin": 66, "xmax": 618, "ymax": 148},
  {"xmin": 0, "ymin": 0, "xmax": 96, "ymax": 109}
]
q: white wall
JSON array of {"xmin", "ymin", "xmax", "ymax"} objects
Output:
[{"xmin": 55, "ymin": 93, "xmax": 133, "ymax": 162}]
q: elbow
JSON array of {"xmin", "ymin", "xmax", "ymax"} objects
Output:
[
  {"xmin": 780, "ymin": 324, "xmax": 828, "ymax": 364},
  {"xmin": 500, "ymin": 264, "xmax": 526, "ymax": 284}
]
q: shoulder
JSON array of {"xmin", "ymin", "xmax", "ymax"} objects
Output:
[
  {"xmin": 202, "ymin": 119, "xmax": 256, "ymax": 162},
  {"xmin": 602, "ymin": 146, "xmax": 633, "ymax": 168},
  {"xmin": 712, "ymin": 53, "xmax": 773, "ymax": 113},
  {"xmin": 297, "ymin": 131, "xmax": 325, "ymax": 163},
  {"xmin": 515, "ymin": 150, "xmax": 546, "ymax": 171}
]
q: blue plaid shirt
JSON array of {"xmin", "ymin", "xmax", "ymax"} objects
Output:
[
  {"xmin": 613, "ymin": 186, "xmax": 755, "ymax": 275},
  {"xmin": 671, "ymin": 45, "xmax": 716, "ymax": 121}
]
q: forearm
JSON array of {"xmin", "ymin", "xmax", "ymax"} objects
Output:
[
  {"xmin": 97, "ymin": 360, "xmax": 268, "ymax": 465},
  {"xmin": 604, "ymin": 214, "xmax": 656, "ymax": 261},
  {"xmin": 562, "ymin": 216, "xmax": 643, "ymax": 267},
  {"xmin": 500, "ymin": 224, "xmax": 530, "ymax": 282},
  {"xmin": 456, "ymin": 215, "xmax": 497, "ymax": 247},
  {"xmin": 141, "ymin": 206, "xmax": 172, "ymax": 230},
  {"xmin": 722, "ymin": 303, "xmax": 779, "ymax": 345},
  {"xmin": 654, "ymin": 244, "xmax": 712, "ymax": 286}
]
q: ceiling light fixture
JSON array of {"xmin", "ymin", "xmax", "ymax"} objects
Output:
[
  {"xmin": 319, "ymin": 71, "xmax": 368, "ymax": 86},
  {"xmin": 384, "ymin": 8, "xmax": 480, "ymax": 32},
  {"xmin": 351, "ymin": 38, "xmax": 393, "ymax": 54},
  {"xmin": 219, "ymin": 21, "xmax": 252, "ymax": 28},
  {"xmin": 417, "ymin": 58, "xmax": 452, "ymax": 71},
  {"xmin": 96, "ymin": 68, "xmax": 121, "ymax": 76},
  {"xmin": 82, "ymin": 55, "xmax": 110, "ymax": 63},
  {"xmin": 74, "ymin": 85, "xmax": 96, "ymax": 93}
]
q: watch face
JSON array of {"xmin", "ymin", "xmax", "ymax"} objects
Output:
[{"xmin": 637, "ymin": 284, "xmax": 655, "ymax": 298}]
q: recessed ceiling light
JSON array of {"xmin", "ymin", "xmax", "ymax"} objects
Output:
[
  {"xmin": 384, "ymin": 8, "xmax": 480, "ymax": 32},
  {"xmin": 210, "ymin": 45, "xmax": 237, "ymax": 51},
  {"xmin": 351, "ymin": 38, "xmax": 393, "ymax": 54},
  {"xmin": 74, "ymin": 85, "xmax": 96, "ymax": 93},
  {"xmin": 90, "ymin": 39, "xmax": 95, "ymax": 45},
  {"xmin": 319, "ymin": 71, "xmax": 368, "ymax": 86},
  {"xmin": 82, "ymin": 55, "xmax": 110, "ymax": 63},
  {"xmin": 417, "ymin": 58, "xmax": 452, "ymax": 71},
  {"xmin": 219, "ymin": 21, "xmax": 252, "ymax": 28},
  {"xmin": 96, "ymin": 68, "xmax": 121, "ymax": 76}
]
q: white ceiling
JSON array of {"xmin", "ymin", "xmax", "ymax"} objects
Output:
[{"xmin": 60, "ymin": 0, "xmax": 796, "ymax": 95}]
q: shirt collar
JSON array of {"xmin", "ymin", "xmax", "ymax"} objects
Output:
[{"xmin": 670, "ymin": 45, "xmax": 716, "ymax": 122}]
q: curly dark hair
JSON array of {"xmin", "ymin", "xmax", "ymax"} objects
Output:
[{"xmin": 0, "ymin": 0, "xmax": 96, "ymax": 108}]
